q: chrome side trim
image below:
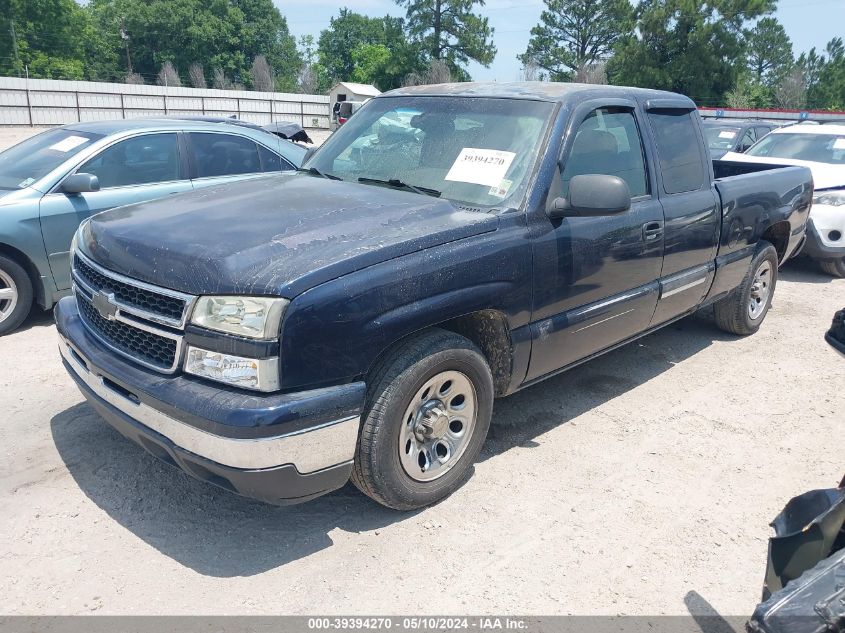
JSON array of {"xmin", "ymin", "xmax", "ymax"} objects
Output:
[
  {"xmin": 73, "ymin": 249, "xmax": 196, "ymax": 329},
  {"xmin": 74, "ymin": 284, "xmax": 184, "ymax": 374},
  {"xmin": 662, "ymin": 276, "xmax": 707, "ymax": 298},
  {"xmin": 61, "ymin": 339, "xmax": 360, "ymax": 473},
  {"xmin": 572, "ymin": 309, "xmax": 636, "ymax": 333}
]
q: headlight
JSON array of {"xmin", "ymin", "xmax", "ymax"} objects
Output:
[
  {"xmin": 190, "ymin": 296, "xmax": 288, "ymax": 339},
  {"xmin": 184, "ymin": 346, "xmax": 280, "ymax": 391},
  {"xmin": 813, "ymin": 190, "xmax": 845, "ymax": 207}
]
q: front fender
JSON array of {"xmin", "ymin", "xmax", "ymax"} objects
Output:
[{"xmin": 278, "ymin": 215, "xmax": 532, "ymax": 390}]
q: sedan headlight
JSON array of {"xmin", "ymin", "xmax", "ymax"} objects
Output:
[
  {"xmin": 813, "ymin": 190, "xmax": 845, "ymax": 207},
  {"xmin": 184, "ymin": 346, "xmax": 280, "ymax": 392},
  {"xmin": 190, "ymin": 296, "xmax": 288, "ymax": 339}
]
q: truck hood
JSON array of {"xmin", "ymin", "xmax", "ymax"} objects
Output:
[
  {"xmin": 79, "ymin": 172, "xmax": 499, "ymax": 297},
  {"xmin": 721, "ymin": 152, "xmax": 845, "ymax": 190}
]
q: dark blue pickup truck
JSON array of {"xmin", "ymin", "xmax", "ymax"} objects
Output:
[{"xmin": 55, "ymin": 83, "xmax": 813, "ymax": 510}]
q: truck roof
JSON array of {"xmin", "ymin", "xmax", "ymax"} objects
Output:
[{"xmin": 384, "ymin": 81, "xmax": 695, "ymax": 107}]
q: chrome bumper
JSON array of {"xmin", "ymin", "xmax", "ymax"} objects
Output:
[{"xmin": 60, "ymin": 338, "xmax": 360, "ymax": 474}]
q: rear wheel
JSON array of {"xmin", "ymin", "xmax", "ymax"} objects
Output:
[
  {"xmin": 351, "ymin": 329, "xmax": 493, "ymax": 510},
  {"xmin": 714, "ymin": 243, "xmax": 778, "ymax": 336},
  {"xmin": 819, "ymin": 257, "xmax": 845, "ymax": 278},
  {"xmin": 0, "ymin": 255, "xmax": 33, "ymax": 336}
]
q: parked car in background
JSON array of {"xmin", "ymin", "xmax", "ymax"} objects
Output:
[
  {"xmin": 57, "ymin": 83, "xmax": 811, "ymax": 510},
  {"xmin": 723, "ymin": 124, "xmax": 845, "ymax": 276},
  {"xmin": 0, "ymin": 119, "xmax": 306, "ymax": 335},
  {"xmin": 702, "ymin": 119, "xmax": 780, "ymax": 159},
  {"xmin": 331, "ymin": 101, "xmax": 365, "ymax": 130}
]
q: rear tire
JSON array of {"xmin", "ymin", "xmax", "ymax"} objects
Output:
[
  {"xmin": 351, "ymin": 329, "xmax": 494, "ymax": 511},
  {"xmin": 714, "ymin": 243, "xmax": 778, "ymax": 336},
  {"xmin": 0, "ymin": 255, "xmax": 33, "ymax": 336},
  {"xmin": 819, "ymin": 258, "xmax": 845, "ymax": 278}
]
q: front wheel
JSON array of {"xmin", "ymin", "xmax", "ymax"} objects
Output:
[
  {"xmin": 351, "ymin": 329, "xmax": 494, "ymax": 510},
  {"xmin": 713, "ymin": 243, "xmax": 779, "ymax": 336},
  {"xmin": 0, "ymin": 255, "xmax": 33, "ymax": 336},
  {"xmin": 819, "ymin": 257, "xmax": 845, "ymax": 278}
]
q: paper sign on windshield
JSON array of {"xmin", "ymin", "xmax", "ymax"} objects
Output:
[
  {"xmin": 833, "ymin": 138, "xmax": 845, "ymax": 150},
  {"xmin": 719, "ymin": 131, "xmax": 737, "ymax": 139},
  {"xmin": 445, "ymin": 148, "xmax": 516, "ymax": 187},
  {"xmin": 48, "ymin": 135, "xmax": 88, "ymax": 153}
]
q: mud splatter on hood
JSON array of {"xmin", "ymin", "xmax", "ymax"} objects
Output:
[{"xmin": 79, "ymin": 172, "xmax": 498, "ymax": 297}]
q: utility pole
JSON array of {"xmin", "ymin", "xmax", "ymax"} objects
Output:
[
  {"xmin": 10, "ymin": 21, "xmax": 21, "ymax": 77},
  {"xmin": 120, "ymin": 18, "xmax": 133, "ymax": 75}
]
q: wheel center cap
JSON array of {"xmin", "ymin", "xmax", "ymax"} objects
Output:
[{"xmin": 415, "ymin": 401, "xmax": 449, "ymax": 440}]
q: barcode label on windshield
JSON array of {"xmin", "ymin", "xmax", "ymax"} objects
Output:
[{"xmin": 445, "ymin": 148, "xmax": 516, "ymax": 187}]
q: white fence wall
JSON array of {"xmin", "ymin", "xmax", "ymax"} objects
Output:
[{"xmin": 0, "ymin": 77, "xmax": 331, "ymax": 128}]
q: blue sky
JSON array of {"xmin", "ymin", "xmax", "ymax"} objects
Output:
[{"xmin": 279, "ymin": 0, "xmax": 845, "ymax": 83}]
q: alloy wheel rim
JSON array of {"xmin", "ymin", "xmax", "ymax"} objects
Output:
[
  {"xmin": 748, "ymin": 260, "xmax": 772, "ymax": 320},
  {"xmin": 398, "ymin": 370, "xmax": 478, "ymax": 482},
  {"xmin": 0, "ymin": 269, "xmax": 18, "ymax": 323}
]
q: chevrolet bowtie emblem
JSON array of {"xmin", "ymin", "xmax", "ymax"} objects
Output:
[{"xmin": 92, "ymin": 290, "xmax": 118, "ymax": 320}]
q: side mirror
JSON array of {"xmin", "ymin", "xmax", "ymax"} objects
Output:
[
  {"xmin": 548, "ymin": 174, "xmax": 631, "ymax": 219},
  {"xmin": 62, "ymin": 173, "xmax": 100, "ymax": 194}
]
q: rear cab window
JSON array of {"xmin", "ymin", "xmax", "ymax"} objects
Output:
[{"xmin": 648, "ymin": 110, "xmax": 707, "ymax": 194}]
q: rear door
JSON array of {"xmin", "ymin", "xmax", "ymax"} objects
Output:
[
  {"xmin": 525, "ymin": 101, "xmax": 665, "ymax": 381},
  {"xmin": 39, "ymin": 131, "xmax": 191, "ymax": 290},
  {"xmin": 186, "ymin": 132, "xmax": 296, "ymax": 190},
  {"xmin": 645, "ymin": 106, "xmax": 720, "ymax": 325}
]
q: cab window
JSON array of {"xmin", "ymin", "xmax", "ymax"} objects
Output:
[
  {"xmin": 561, "ymin": 107, "xmax": 649, "ymax": 198},
  {"xmin": 648, "ymin": 110, "xmax": 706, "ymax": 194}
]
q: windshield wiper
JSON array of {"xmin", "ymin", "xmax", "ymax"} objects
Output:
[
  {"xmin": 357, "ymin": 177, "xmax": 441, "ymax": 198},
  {"xmin": 298, "ymin": 166, "xmax": 341, "ymax": 181}
]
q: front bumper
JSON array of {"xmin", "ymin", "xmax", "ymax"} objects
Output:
[
  {"xmin": 55, "ymin": 296, "xmax": 365, "ymax": 505},
  {"xmin": 802, "ymin": 205, "xmax": 845, "ymax": 260}
]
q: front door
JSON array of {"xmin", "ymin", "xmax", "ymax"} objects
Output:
[
  {"xmin": 526, "ymin": 104, "xmax": 665, "ymax": 381},
  {"xmin": 39, "ymin": 132, "xmax": 191, "ymax": 289}
]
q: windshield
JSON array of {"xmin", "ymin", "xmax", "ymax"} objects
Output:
[
  {"xmin": 308, "ymin": 96, "xmax": 556, "ymax": 208},
  {"xmin": 0, "ymin": 128, "xmax": 104, "ymax": 190},
  {"xmin": 746, "ymin": 132, "xmax": 845, "ymax": 164},
  {"xmin": 703, "ymin": 125, "xmax": 741, "ymax": 150}
]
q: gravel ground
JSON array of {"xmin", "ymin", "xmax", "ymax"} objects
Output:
[{"xmin": 0, "ymin": 125, "xmax": 843, "ymax": 618}]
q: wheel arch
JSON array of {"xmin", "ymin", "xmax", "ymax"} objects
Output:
[
  {"xmin": 365, "ymin": 309, "xmax": 514, "ymax": 398},
  {"xmin": 761, "ymin": 221, "xmax": 791, "ymax": 265},
  {"xmin": 0, "ymin": 242, "xmax": 47, "ymax": 308}
]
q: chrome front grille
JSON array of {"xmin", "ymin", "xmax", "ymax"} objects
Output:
[{"xmin": 71, "ymin": 251, "xmax": 195, "ymax": 374}]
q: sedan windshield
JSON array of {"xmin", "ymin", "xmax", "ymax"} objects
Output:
[
  {"xmin": 0, "ymin": 128, "xmax": 103, "ymax": 190},
  {"xmin": 746, "ymin": 132, "xmax": 845, "ymax": 164},
  {"xmin": 307, "ymin": 96, "xmax": 556, "ymax": 208},
  {"xmin": 703, "ymin": 125, "xmax": 741, "ymax": 150}
]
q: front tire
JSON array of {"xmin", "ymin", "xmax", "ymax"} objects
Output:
[
  {"xmin": 713, "ymin": 242, "xmax": 779, "ymax": 336},
  {"xmin": 351, "ymin": 329, "xmax": 494, "ymax": 510},
  {"xmin": 0, "ymin": 255, "xmax": 33, "ymax": 336},
  {"xmin": 819, "ymin": 257, "xmax": 845, "ymax": 278}
]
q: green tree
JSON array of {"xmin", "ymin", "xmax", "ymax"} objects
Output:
[
  {"xmin": 317, "ymin": 10, "xmax": 388, "ymax": 82},
  {"xmin": 0, "ymin": 0, "xmax": 111, "ymax": 80},
  {"xmin": 88, "ymin": 0, "xmax": 301, "ymax": 89},
  {"xmin": 608, "ymin": 0, "xmax": 775, "ymax": 106},
  {"xmin": 808, "ymin": 38, "xmax": 845, "ymax": 110},
  {"xmin": 351, "ymin": 44, "xmax": 392, "ymax": 85},
  {"xmin": 746, "ymin": 17, "xmax": 793, "ymax": 86},
  {"xmin": 518, "ymin": 0, "xmax": 634, "ymax": 82},
  {"xmin": 397, "ymin": 0, "xmax": 496, "ymax": 79}
]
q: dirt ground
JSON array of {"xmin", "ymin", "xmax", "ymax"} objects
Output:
[{"xmin": 0, "ymin": 125, "xmax": 843, "ymax": 618}]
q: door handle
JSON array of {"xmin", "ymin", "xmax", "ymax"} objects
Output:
[{"xmin": 642, "ymin": 221, "xmax": 664, "ymax": 242}]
